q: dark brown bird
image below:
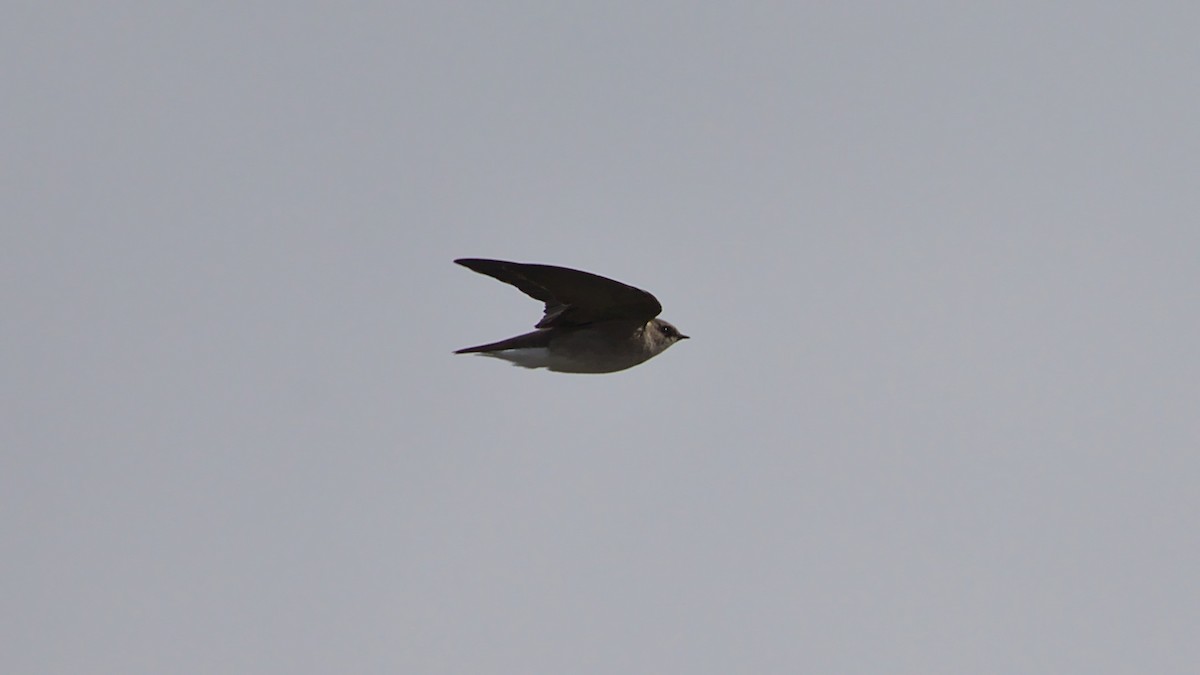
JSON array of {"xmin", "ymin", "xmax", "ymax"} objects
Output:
[{"xmin": 455, "ymin": 258, "xmax": 688, "ymax": 373}]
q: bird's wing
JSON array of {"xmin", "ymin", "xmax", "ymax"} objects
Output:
[{"xmin": 455, "ymin": 258, "xmax": 663, "ymax": 328}]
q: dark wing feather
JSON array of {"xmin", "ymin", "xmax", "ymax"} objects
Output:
[{"xmin": 455, "ymin": 258, "xmax": 662, "ymax": 328}]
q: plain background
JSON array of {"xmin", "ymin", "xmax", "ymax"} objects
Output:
[{"xmin": 5, "ymin": 3, "xmax": 1198, "ymax": 673}]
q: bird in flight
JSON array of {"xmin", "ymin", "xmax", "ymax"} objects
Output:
[{"xmin": 454, "ymin": 258, "xmax": 688, "ymax": 373}]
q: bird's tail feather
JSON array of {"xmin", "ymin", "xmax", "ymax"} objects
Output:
[{"xmin": 454, "ymin": 330, "xmax": 551, "ymax": 354}]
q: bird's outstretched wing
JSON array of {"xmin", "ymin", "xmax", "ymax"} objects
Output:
[{"xmin": 455, "ymin": 258, "xmax": 663, "ymax": 328}]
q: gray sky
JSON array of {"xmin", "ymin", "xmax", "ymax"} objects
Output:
[{"xmin": 5, "ymin": 3, "xmax": 1198, "ymax": 673}]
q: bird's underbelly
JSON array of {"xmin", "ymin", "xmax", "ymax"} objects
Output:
[{"xmin": 481, "ymin": 346, "xmax": 647, "ymax": 374}]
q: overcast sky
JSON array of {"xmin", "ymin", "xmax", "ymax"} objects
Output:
[{"xmin": 5, "ymin": 3, "xmax": 1198, "ymax": 674}]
